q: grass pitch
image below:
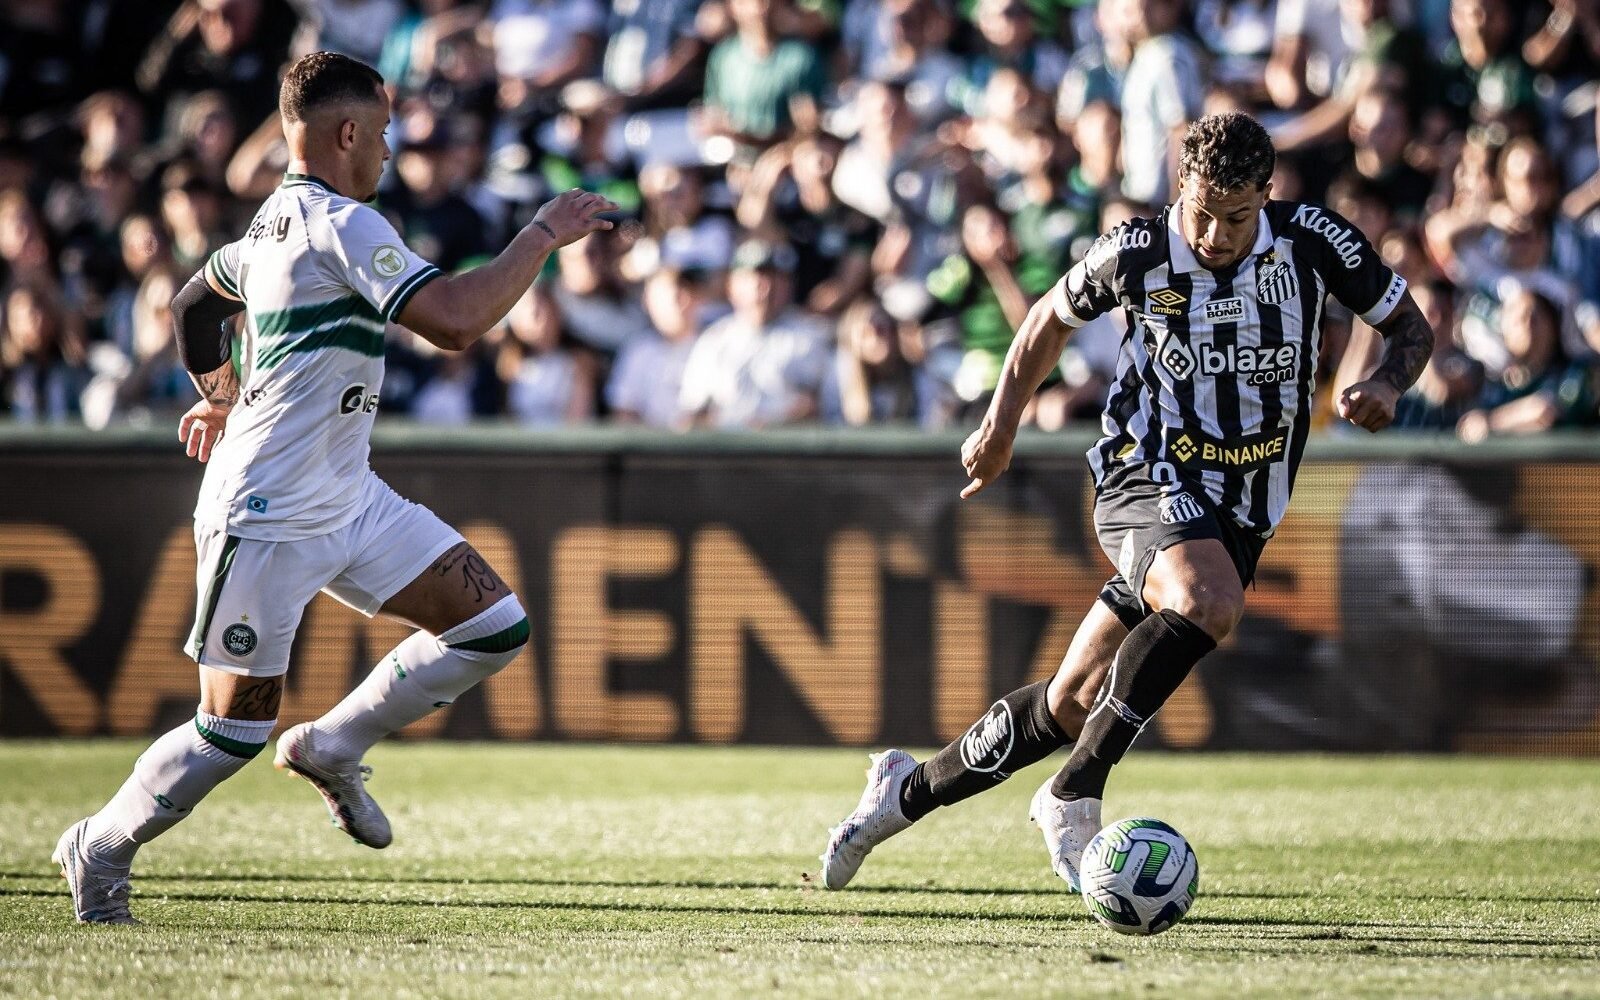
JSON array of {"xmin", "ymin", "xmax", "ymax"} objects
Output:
[{"xmin": 1, "ymin": 742, "xmax": 1597, "ymax": 999}]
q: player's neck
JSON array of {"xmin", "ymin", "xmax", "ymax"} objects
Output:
[{"xmin": 287, "ymin": 158, "xmax": 354, "ymax": 199}]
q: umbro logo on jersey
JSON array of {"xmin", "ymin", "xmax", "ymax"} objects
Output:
[
  {"xmin": 1159, "ymin": 492, "xmax": 1206, "ymax": 525},
  {"xmin": 1149, "ymin": 287, "xmax": 1188, "ymax": 316},
  {"xmin": 1258, "ymin": 258, "xmax": 1298, "ymax": 304}
]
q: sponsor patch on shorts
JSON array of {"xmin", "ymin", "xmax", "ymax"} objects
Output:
[
  {"xmin": 222, "ymin": 622, "xmax": 258, "ymax": 656},
  {"xmin": 1159, "ymin": 492, "xmax": 1206, "ymax": 525}
]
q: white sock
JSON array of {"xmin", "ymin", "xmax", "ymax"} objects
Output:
[
  {"xmin": 310, "ymin": 595, "xmax": 527, "ymax": 765},
  {"xmin": 85, "ymin": 710, "xmax": 275, "ymax": 865}
]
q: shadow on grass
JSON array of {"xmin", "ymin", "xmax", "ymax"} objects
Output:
[
  {"xmin": 5, "ymin": 882, "xmax": 1598, "ymax": 941},
  {"xmin": 4, "ymin": 869, "xmax": 1598, "ymax": 906},
  {"xmin": 7, "ymin": 885, "xmax": 1597, "ymax": 962},
  {"xmin": 1, "ymin": 883, "xmax": 1074, "ymax": 924},
  {"xmin": 3, "ymin": 868, "xmax": 1068, "ymax": 896},
  {"xmin": 0, "ymin": 868, "xmax": 1336, "ymax": 901}
]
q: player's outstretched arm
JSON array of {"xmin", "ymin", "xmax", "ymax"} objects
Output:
[
  {"xmin": 172, "ymin": 269, "xmax": 245, "ymax": 463},
  {"xmin": 960, "ymin": 295, "xmax": 1074, "ymax": 498},
  {"xmin": 1337, "ymin": 293, "xmax": 1434, "ymax": 434},
  {"xmin": 397, "ymin": 189, "xmax": 619, "ymax": 351}
]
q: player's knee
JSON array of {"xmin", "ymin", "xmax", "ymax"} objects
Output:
[
  {"xmin": 439, "ymin": 593, "xmax": 529, "ymax": 674},
  {"xmin": 1163, "ymin": 582, "xmax": 1243, "ymax": 641}
]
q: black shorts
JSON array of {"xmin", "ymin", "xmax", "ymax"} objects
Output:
[{"xmin": 1093, "ymin": 462, "xmax": 1269, "ymax": 630}]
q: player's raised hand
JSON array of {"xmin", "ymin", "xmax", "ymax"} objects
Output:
[
  {"xmin": 960, "ymin": 426, "xmax": 1014, "ymax": 498},
  {"xmin": 179, "ymin": 399, "xmax": 231, "ymax": 463},
  {"xmin": 533, "ymin": 189, "xmax": 621, "ymax": 247},
  {"xmin": 1337, "ymin": 379, "xmax": 1400, "ymax": 433}
]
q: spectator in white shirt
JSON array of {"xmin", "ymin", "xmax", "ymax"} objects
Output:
[
  {"xmin": 490, "ymin": 0, "xmax": 605, "ymax": 113},
  {"xmin": 608, "ymin": 266, "xmax": 709, "ymax": 427},
  {"xmin": 679, "ymin": 240, "xmax": 831, "ymax": 428},
  {"xmin": 498, "ymin": 283, "xmax": 598, "ymax": 426},
  {"xmin": 1118, "ymin": 0, "xmax": 1206, "ymax": 206},
  {"xmin": 553, "ymin": 232, "xmax": 652, "ymax": 353}
]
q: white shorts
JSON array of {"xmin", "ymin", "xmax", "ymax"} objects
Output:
[{"xmin": 188, "ymin": 479, "xmax": 463, "ymax": 677}]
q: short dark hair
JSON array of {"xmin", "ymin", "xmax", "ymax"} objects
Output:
[
  {"xmin": 1179, "ymin": 113, "xmax": 1275, "ymax": 192},
  {"xmin": 279, "ymin": 52, "xmax": 383, "ymax": 125}
]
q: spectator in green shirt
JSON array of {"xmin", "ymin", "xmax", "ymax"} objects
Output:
[
  {"xmin": 701, "ymin": 0, "xmax": 828, "ymax": 150},
  {"xmin": 927, "ymin": 203, "xmax": 1056, "ymax": 414},
  {"xmin": 1438, "ymin": 0, "xmax": 1538, "ymax": 133}
]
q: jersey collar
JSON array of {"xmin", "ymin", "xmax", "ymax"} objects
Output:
[
  {"xmin": 282, "ymin": 172, "xmax": 333, "ymax": 192},
  {"xmin": 1166, "ymin": 201, "xmax": 1274, "ymax": 274}
]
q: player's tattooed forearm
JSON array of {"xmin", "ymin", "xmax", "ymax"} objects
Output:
[
  {"xmin": 1371, "ymin": 299, "xmax": 1434, "ymax": 395},
  {"xmin": 194, "ymin": 362, "xmax": 241, "ymax": 406},
  {"xmin": 432, "ymin": 543, "xmax": 505, "ymax": 604},
  {"xmin": 227, "ymin": 676, "xmax": 283, "ymax": 717}
]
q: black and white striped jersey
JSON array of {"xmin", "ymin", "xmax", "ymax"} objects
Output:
[{"xmin": 1050, "ymin": 200, "xmax": 1407, "ymax": 535}]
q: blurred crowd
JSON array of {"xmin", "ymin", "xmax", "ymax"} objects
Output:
[{"xmin": 0, "ymin": 0, "xmax": 1597, "ymax": 437}]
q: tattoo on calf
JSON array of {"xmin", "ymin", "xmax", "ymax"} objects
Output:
[
  {"xmin": 227, "ymin": 677, "xmax": 283, "ymax": 718},
  {"xmin": 1372, "ymin": 300, "xmax": 1434, "ymax": 395},
  {"xmin": 433, "ymin": 544, "xmax": 504, "ymax": 604}
]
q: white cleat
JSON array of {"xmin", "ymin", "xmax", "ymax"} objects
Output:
[
  {"xmin": 1029, "ymin": 781, "xmax": 1102, "ymax": 893},
  {"xmin": 273, "ymin": 723, "xmax": 392, "ymax": 849},
  {"xmin": 820, "ymin": 749, "xmax": 917, "ymax": 890},
  {"xmin": 52, "ymin": 820, "xmax": 138, "ymax": 925}
]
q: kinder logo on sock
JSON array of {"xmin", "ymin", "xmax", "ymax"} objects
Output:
[{"xmin": 959, "ymin": 700, "xmax": 1015, "ymax": 774}]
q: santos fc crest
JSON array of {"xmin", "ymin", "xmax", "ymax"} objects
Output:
[{"xmin": 1256, "ymin": 250, "xmax": 1298, "ymax": 305}]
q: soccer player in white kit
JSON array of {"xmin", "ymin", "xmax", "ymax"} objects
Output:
[{"xmin": 53, "ymin": 52, "xmax": 619, "ymax": 924}]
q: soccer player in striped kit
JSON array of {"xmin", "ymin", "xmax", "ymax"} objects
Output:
[{"xmin": 822, "ymin": 112, "xmax": 1433, "ymax": 891}]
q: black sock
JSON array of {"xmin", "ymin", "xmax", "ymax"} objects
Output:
[
  {"xmin": 899, "ymin": 681, "xmax": 1070, "ymax": 822},
  {"xmin": 1050, "ymin": 609, "xmax": 1216, "ymax": 801}
]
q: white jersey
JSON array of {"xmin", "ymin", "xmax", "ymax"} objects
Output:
[{"xmin": 197, "ymin": 173, "xmax": 441, "ymax": 541}]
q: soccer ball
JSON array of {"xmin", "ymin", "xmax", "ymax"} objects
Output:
[{"xmin": 1079, "ymin": 817, "xmax": 1199, "ymax": 936}]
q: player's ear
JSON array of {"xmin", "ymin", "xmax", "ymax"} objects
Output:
[
  {"xmin": 340, "ymin": 119, "xmax": 358, "ymax": 150},
  {"xmin": 1261, "ymin": 178, "xmax": 1273, "ymax": 204}
]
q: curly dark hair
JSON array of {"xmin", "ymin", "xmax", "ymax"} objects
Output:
[
  {"xmin": 1179, "ymin": 113, "xmax": 1275, "ymax": 192},
  {"xmin": 279, "ymin": 52, "xmax": 384, "ymax": 125}
]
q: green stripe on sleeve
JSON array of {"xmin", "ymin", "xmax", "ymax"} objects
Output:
[
  {"xmin": 448, "ymin": 617, "xmax": 531, "ymax": 654},
  {"xmin": 194, "ymin": 718, "xmax": 268, "ymax": 759},
  {"xmin": 206, "ymin": 252, "xmax": 240, "ymax": 298}
]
